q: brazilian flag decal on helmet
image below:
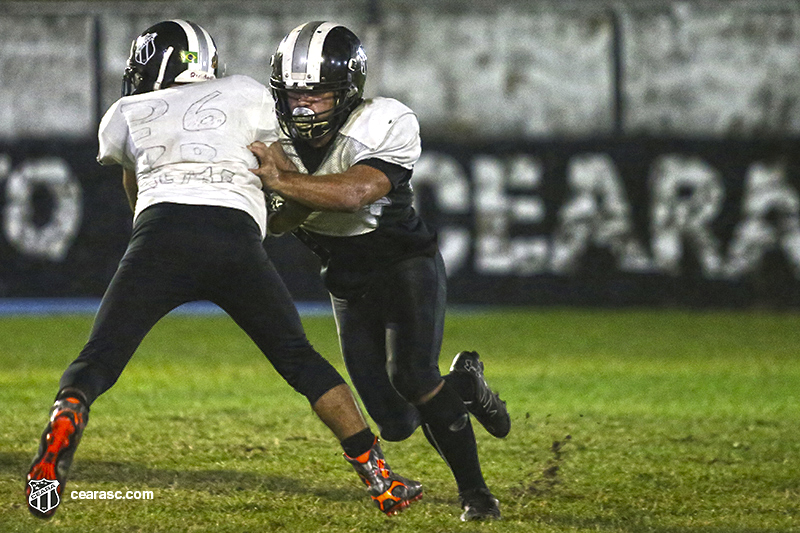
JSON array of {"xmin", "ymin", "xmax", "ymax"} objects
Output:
[{"xmin": 180, "ymin": 50, "xmax": 198, "ymax": 63}]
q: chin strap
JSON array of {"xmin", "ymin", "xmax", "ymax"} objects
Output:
[{"xmin": 152, "ymin": 46, "xmax": 174, "ymax": 91}]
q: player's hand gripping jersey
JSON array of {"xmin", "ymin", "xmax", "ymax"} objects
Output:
[
  {"xmin": 98, "ymin": 75, "xmax": 278, "ymax": 237},
  {"xmin": 279, "ymin": 97, "xmax": 438, "ymax": 298}
]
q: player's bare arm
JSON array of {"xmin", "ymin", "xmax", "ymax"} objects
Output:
[
  {"xmin": 249, "ymin": 140, "xmax": 391, "ymax": 213},
  {"xmin": 122, "ymin": 167, "xmax": 137, "ymax": 212},
  {"xmin": 268, "ymin": 197, "xmax": 313, "ymax": 234}
]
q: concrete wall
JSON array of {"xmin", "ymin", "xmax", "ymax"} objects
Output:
[{"xmin": 2, "ymin": 0, "xmax": 800, "ymax": 141}]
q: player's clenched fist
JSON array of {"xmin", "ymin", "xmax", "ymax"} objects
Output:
[{"xmin": 249, "ymin": 140, "xmax": 297, "ymax": 191}]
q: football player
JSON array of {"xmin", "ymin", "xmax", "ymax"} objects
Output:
[
  {"xmin": 249, "ymin": 21, "xmax": 510, "ymax": 521},
  {"xmin": 25, "ymin": 19, "xmax": 421, "ymax": 520}
]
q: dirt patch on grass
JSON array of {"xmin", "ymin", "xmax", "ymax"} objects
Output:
[{"xmin": 511, "ymin": 434, "xmax": 571, "ymax": 498}]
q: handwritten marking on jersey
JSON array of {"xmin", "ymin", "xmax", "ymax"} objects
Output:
[
  {"xmin": 138, "ymin": 166, "xmax": 235, "ymax": 192},
  {"xmin": 183, "ymin": 91, "xmax": 226, "ymax": 131}
]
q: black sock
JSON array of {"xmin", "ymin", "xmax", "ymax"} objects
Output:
[
  {"xmin": 443, "ymin": 371, "xmax": 474, "ymax": 402},
  {"xmin": 417, "ymin": 382, "xmax": 486, "ymax": 493},
  {"xmin": 56, "ymin": 387, "xmax": 89, "ymax": 406},
  {"xmin": 340, "ymin": 427, "xmax": 376, "ymax": 458}
]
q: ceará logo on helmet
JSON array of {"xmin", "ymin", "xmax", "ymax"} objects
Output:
[{"xmin": 135, "ymin": 33, "xmax": 157, "ymax": 65}]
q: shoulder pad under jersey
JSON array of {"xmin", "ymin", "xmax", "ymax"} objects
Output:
[{"xmin": 339, "ymin": 97, "xmax": 418, "ymax": 151}]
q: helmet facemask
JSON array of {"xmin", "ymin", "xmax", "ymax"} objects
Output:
[{"xmin": 276, "ymin": 86, "xmax": 360, "ymax": 141}]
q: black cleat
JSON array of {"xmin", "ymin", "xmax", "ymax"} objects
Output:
[
  {"xmin": 459, "ymin": 487, "xmax": 501, "ymax": 521},
  {"xmin": 345, "ymin": 438, "xmax": 423, "ymax": 516},
  {"xmin": 26, "ymin": 396, "xmax": 89, "ymax": 519},
  {"xmin": 449, "ymin": 351, "xmax": 510, "ymax": 438}
]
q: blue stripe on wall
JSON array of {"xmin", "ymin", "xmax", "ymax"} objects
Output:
[{"xmin": 0, "ymin": 298, "xmax": 332, "ymax": 316}]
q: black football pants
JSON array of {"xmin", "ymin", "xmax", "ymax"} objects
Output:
[
  {"xmin": 59, "ymin": 203, "xmax": 344, "ymax": 406},
  {"xmin": 331, "ymin": 252, "xmax": 447, "ymax": 441}
]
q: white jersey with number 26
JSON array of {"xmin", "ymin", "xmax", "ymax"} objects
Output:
[{"xmin": 97, "ymin": 75, "xmax": 278, "ymax": 237}]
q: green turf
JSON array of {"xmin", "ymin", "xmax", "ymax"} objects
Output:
[{"xmin": 1, "ymin": 308, "xmax": 798, "ymax": 532}]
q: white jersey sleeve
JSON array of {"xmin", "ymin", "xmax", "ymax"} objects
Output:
[
  {"xmin": 254, "ymin": 96, "xmax": 280, "ymax": 144},
  {"xmin": 97, "ymin": 100, "xmax": 135, "ymax": 169},
  {"xmin": 339, "ymin": 97, "xmax": 421, "ymax": 169}
]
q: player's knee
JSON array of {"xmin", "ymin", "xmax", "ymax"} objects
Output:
[
  {"xmin": 379, "ymin": 421, "xmax": 419, "ymax": 442},
  {"xmin": 368, "ymin": 402, "xmax": 420, "ymax": 441},
  {"xmin": 276, "ymin": 347, "xmax": 346, "ymax": 405},
  {"xmin": 388, "ymin": 368, "xmax": 439, "ymax": 405}
]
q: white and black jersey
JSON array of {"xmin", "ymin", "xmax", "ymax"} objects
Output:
[
  {"xmin": 98, "ymin": 74, "xmax": 279, "ymax": 238},
  {"xmin": 280, "ymin": 97, "xmax": 438, "ymax": 298}
]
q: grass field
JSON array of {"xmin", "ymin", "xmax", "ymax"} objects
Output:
[{"xmin": 1, "ymin": 307, "xmax": 798, "ymax": 532}]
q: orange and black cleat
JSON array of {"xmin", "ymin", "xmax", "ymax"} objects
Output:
[
  {"xmin": 26, "ymin": 396, "xmax": 89, "ymax": 519},
  {"xmin": 344, "ymin": 438, "xmax": 422, "ymax": 516}
]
